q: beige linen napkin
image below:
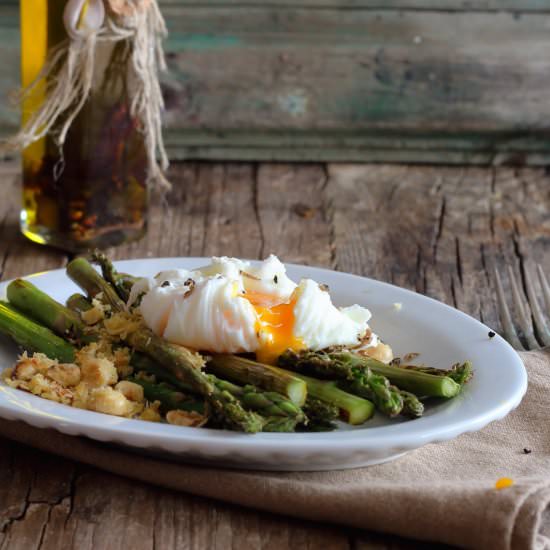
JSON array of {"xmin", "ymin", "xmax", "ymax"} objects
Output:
[{"xmin": 0, "ymin": 350, "xmax": 548, "ymax": 550}]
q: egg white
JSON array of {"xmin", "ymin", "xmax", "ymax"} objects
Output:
[{"xmin": 137, "ymin": 256, "xmax": 377, "ymax": 361}]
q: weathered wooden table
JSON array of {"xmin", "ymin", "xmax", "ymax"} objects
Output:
[{"xmin": 0, "ymin": 160, "xmax": 548, "ymax": 549}]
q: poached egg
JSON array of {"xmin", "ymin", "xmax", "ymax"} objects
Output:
[{"xmin": 135, "ymin": 255, "xmax": 378, "ymax": 364}]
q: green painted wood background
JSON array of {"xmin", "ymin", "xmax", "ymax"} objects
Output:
[{"xmin": 2, "ymin": 0, "xmax": 550, "ymax": 163}]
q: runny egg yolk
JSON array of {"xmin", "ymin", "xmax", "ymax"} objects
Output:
[{"xmin": 243, "ymin": 292, "xmax": 305, "ymax": 364}]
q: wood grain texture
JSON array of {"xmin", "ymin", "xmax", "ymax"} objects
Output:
[
  {"xmin": 2, "ymin": 4, "xmax": 550, "ymax": 163},
  {"xmin": 0, "ymin": 160, "xmax": 549, "ymax": 549},
  {"xmin": 4, "ymin": 0, "xmax": 550, "ymax": 11},
  {"xmin": 327, "ymin": 164, "xmax": 550, "ymax": 332},
  {"xmin": 159, "ymin": 0, "xmax": 550, "ymax": 10}
]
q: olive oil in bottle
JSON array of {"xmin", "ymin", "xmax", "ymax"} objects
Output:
[{"xmin": 20, "ymin": 0, "xmax": 148, "ymax": 251}]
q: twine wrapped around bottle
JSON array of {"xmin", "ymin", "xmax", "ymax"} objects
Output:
[{"xmin": 7, "ymin": 0, "xmax": 170, "ymax": 189}]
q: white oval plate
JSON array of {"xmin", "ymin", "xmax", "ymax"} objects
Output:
[{"xmin": 0, "ymin": 258, "xmax": 527, "ymax": 471}]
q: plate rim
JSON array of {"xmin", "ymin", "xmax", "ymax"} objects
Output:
[{"xmin": 0, "ymin": 257, "xmax": 528, "ymax": 464}]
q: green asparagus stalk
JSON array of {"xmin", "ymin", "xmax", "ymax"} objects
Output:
[
  {"xmin": 7, "ymin": 279, "xmax": 85, "ymax": 341},
  {"xmin": 130, "ymin": 351, "xmax": 181, "ymax": 384},
  {"xmin": 131, "ymin": 354, "xmax": 265, "ymax": 433},
  {"xmin": 242, "ymin": 387, "xmax": 305, "ymax": 420},
  {"xmin": 132, "ymin": 353, "xmax": 304, "ymax": 423},
  {"xmin": 91, "ymin": 250, "xmax": 139, "ymax": 302},
  {"xmin": 216, "ymin": 380, "xmax": 305, "ymax": 420},
  {"xmin": 396, "ymin": 361, "xmax": 473, "ymax": 386},
  {"xmin": 66, "ymin": 293, "xmax": 92, "ymax": 314},
  {"xmin": 207, "ymin": 386, "xmax": 266, "ymax": 433},
  {"xmin": 301, "ymin": 398, "xmax": 339, "ymax": 431},
  {"xmin": 278, "ymin": 349, "xmax": 350, "ymax": 379},
  {"xmin": 279, "ymin": 350, "xmax": 461, "ymax": 399},
  {"xmin": 208, "ymin": 354, "xmax": 373, "ymax": 425},
  {"xmin": 361, "ymin": 357, "xmax": 462, "ymax": 398},
  {"xmin": 207, "ymin": 354, "xmax": 307, "ymax": 406},
  {"xmin": 449, "ymin": 361, "xmax": 473, "ymax": 385},
  {"xmin": 0, "ymin": 301, "xmax": 75, "ymax": 362},
  {"xmin": 66, "ymin": 257, "xmax": 212, "ymax": 397},
  {"xmin": 262, "ymin": 416, "xmax": 302, "ymax": 433},
  {"xmin": 132, "ymin": 354, "xmax": 267, "ymax": 433},
  {"xmin": 128, "ymin": 376, "xmax": 206, "ymax": 414},
  {"xmin": 66, "ymin": 257, "xmax": 127, "ymax": 311},
  {"xmin": 339, "ymin": 376, "xmax": 404, "ymax": 417},
  {"xmin": 126, "ymin": 331, "xmax": 211, "ymax": 395},
  {"xmin": 398, "ymin": 389, "xmax": 425, "ymax": 418},
  {"xmin": 291, "ymin": 372, "xmax": 374, "ymax": 425},
  {"xmin": 279, "ymin": 349, "xmax": 405, "ymax": 417}
]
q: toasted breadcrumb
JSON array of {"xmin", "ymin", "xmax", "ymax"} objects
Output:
[
  {"xmin": 135, "ymin": 371, "xmax": 156, "ymax": 383},
  {"xmin": 361, "ymin": 342, "xmax": 394, "ymax": 363},
  {"xmin": 4, "ymin": 308, "xmax": 201, "ymax": 425},
  {"xmin": 13, "ymin": 359, "xmax": 38, "ymax": 381},
  {"xmin": 72, "ymin": 382, "xmax": 90, "ymax": 409},
  {"xmin": 166, "ymin": 409, "xmax": 207, "ymax": 427},
  {"xmin": 76, "ymin": 343, "xmax": 119, "ymax": 387},
  {"xmin": 2, "ymin": 367, "xmax": 14, "ymax": 380},
  {"xmin": 80, "ymin": 357, "xmax": 118, "ymax": 388},
  {"xmin": 5, "ymin": 354, "xmax": 77, "ymax": 405},
  {"xmin": 77, "ymin": 341, "xmax": 116, "ymax": 361},
  {"xmin": 80, "ymin": 297, "xmax": 115, "ymax": 326},
  {"xmin": 76, "ymin": 342, "xmax": 103, "ymax": 362},
  {"xmin": 103, "ymin": 312, "xmax": 142, "ymax": 339},
  {"xmin": 81, "ymin": 304, "xmax": 105, "ymax": 325},
  {"xmin": 14, "ymin": 352, "xmax": 57, "ymax": 379},
  {"xmin": 28, "ymin": 373, "xmax": 74, "ymax": 405},
  {"xmin": 126, "ymin": 399, "xmax": 145, "ymax": 417},
  {"xmin": 5, "ymin": 348, "xmax": 148, "ymax": 419},
  {"xmin": 113, "ymin": 347, "xmax": 133, "ymax": 378},
  {"xmin": 87, "ymin": 387, "xmax": 135, "ymax": 416},
  {"xmin": 94, "ymin": 293, "xmax": 111, "ymax": 312},
  {"xmin": 140, "ymin": 401, "xmax": 162, "ymax": 423},
  {"xmin": 115, "ymin": 380, "xmax": 144, "ymax": 402},
  {"xmin": 47, "ymin": 363, "xmax": 81, "ymax": 387},
  {"xmin": 3, "ymin": 372, "xmax": 27, "ymax": 391}
]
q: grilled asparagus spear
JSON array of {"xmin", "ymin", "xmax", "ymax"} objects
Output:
[
  {"xmin": 208, "ymin": 354, "xmax": 374, "ymax": 425},
  {"xmin": 7, "ymin": 279, "xmax": 85, "ymax": 341},
  {"xmin": 207, "ymin": 354, "xmax": 307, "ymax": 406},
  {"xmin": 0, "ymin": 301, "xmax": 75, "ymax": 363},
  {"xmin": 279, "ymin": 349, "xmax": 462, "ymax": 399},
  {"xmin": 90, "ymin": 250, "xmax": 139, "ymax": 302},
  {"xmin": 132, "ymin": 353, "xmax": 306, "ymax": 428}
]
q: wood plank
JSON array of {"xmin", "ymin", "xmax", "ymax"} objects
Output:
[
  {"xmin": 153, "ymin": 8, "xmax": 550, "ymax": 132},
  {"xmin": 34, "ymin": 468, "xmax": 355, "ymax": 550},
  {"xmin": 2, "ymin": 6, "xmax": 550, "ymax": 163},
  {"xmin": 0, "ymin": 160, "xmax": 549, "ymax": 550},
  {"xmin": 160, "ymin": 1, "xmax": 550, "ymax": 10},
  {"xmin": 162, "ymin": 141, "xmax": 550, "ymax": 165},
  {"xmin": 5, "ymin": 0, "xmax": 550, "ymax": 11},
  {"xmin": 326, "ymin": 163, "xmax": 550, "ymax": 338},
  {"xmin": 256, "ymin": 164, "xmax": 333, "ymax": 266}
]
